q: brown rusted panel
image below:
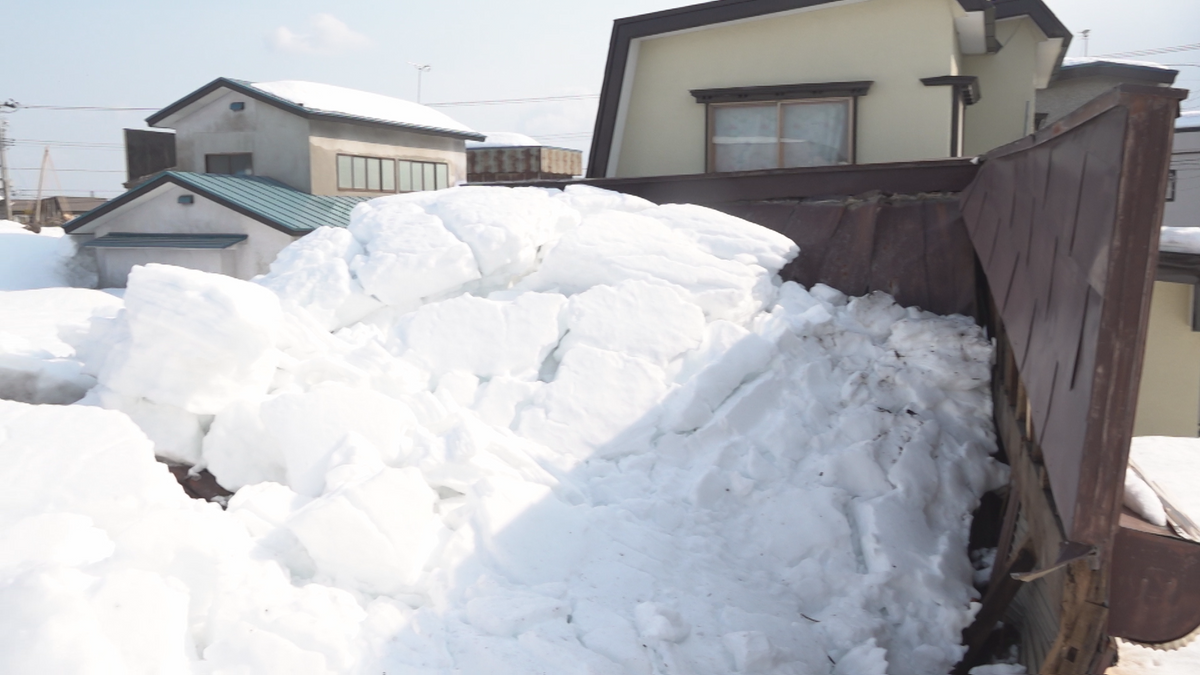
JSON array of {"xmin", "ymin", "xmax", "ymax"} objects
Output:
[
  {"xmin": 818, "ymin": 197, "xmax": 880, "ymax": 298},
  {"xmin": 1109, "ymin": 519, "xmax": 1200, "ymax": 644},
  {"xmin": 868, "ymin": 200, "xmax": 930, "ymax": 307},
  {"xmin": 922, "ymin": 202, "xmax": 979, "ymax": 318},
  {"xmin": 774, "ymin": 202, "xmax": 845, "ymax": 289}
]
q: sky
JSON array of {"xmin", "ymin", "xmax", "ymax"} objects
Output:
[{"xmin": 3, "ymin": 0, "xmax": 1199, "ymax": 201}]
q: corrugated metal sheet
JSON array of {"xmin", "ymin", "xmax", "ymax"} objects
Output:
[
  {"xmin": 467, "ymin": 147, "xmax": 583, "ymax": 182},
  {"xmin": 169, "ymin": 172, "xmax": 368, "ymax": 233},
  {"xmin": 82, "ymin": 233, "xmax": 248, "ymax": 249}
]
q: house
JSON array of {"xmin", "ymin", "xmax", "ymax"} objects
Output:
[
  {"xmin": 466, "ymin": 132, "xmax": 583, "ymax": 183},
  {"xmin": 587, "ymin": 0, "xmax": 1071, "ymax": 179},
  {"xmin": 67, "ymin": 78, "xmax": 483, "ymax": 286},
  {"xmin": 6, "ymin": 196, "xmax": 106, "ymax": 227}
]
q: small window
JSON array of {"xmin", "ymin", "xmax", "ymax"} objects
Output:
[
  {"xmin": 1167, "ymin": 168, "xmax": 1177, "ymax": 202},
  {"xmin": 337, "ymin": 156, "xmax": 353, "ymax": 190},
  {"xmin": 206, "ymin": 153, "xmax": 253, "ymax": 176},
  {"xmin": 710, "ymin": 99, "xmax": 852, "ymax": 172},
  {"xmin": 229, "ymin": 102, "xmax": 245, "ymax": 112}
]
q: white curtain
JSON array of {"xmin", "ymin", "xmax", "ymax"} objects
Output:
[
  {"xmin": 712, "ymin": 104, "xmax": 779, "ymax": 172},
  {"xmin": 781, "ymin": 100, "xmax": 849, "ymax": 167}
]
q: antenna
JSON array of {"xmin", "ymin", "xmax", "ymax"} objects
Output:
[{"xmin": 408, "ymin": 62, "xmax": 432, "ymax": 104}]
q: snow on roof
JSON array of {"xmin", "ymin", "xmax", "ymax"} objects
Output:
[
  {"xmin": 250, "ymin": 80, "xmax": 478, "ymax": 137},
  {"xmin": 1160, "ymin": 227, "xmax": 1200, "ymax": 254},
  {"xmin": 466, "ymin": 131, "xmax": 544, "ymax": 149},
  {"xmin": 1061, "ymin": 57, "xmax": 1176, "ymax": 71},
  {"xmin": 1179, "ymin": 111, "xmax": 1200, "ymax": 130}
]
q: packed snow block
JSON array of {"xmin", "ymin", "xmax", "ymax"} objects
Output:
[
  {"xmin": 203, "ymin": 382, "xmax": 419, "ymax": 495},
  {"xmin": 98, "ymin": 264, "xmax": 283, "ymax": 415},
  {"xmin": 640, "ymin": 203, "xmax": 799, "ymax": 272},
  {"xmin": 514, "ymin": 211, "xmax": 781, "ymax": 324},
  {"xmin": 88, "ymin": 389, "xmax": 207, "ymax": 465},
  {"xmin": 256, "ymin": 226, "xmax": 382, "ymax": 331},
  {"xmin": 470, "ymin": 475, "xmax": 587, "ymax": 586},
  {"xmin": 387, "ymin": 292, "xmax": 566, "ymax": 379},
  {"xmin": 349, "ymin": 200, "xmax": 480, "ymax": 309},
  {"xmin": 558, "ymin": 280, "xmax": 705, "ymax": 365},
  {"xmin": 423, "ymin": 187, "xmax": 581, "ymax": 290},
  {"xmin": 286, "ymin": 466, "xmax": 438, "ymax": 595},
  {"xmin": 662, "ymin": 321, "xmax": 776, "ymax": 433},
  {"xmin": 517, "ymin": 345, "xmax": 669, "ymax": 464},
  {"xmin": 0, "ymin": 222, "xmax": 96, "ymax": 290},
  {"xmin": 552, "ymin": 183, "xmax": 656, "ymax": 216}
]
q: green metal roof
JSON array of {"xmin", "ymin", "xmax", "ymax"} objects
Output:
[
  {"xmin": 65, "ymin": 172, "xmax": 370, "ymax": 235},
  {"xmin": 82, "ymin": 233, "xmax": 249, "ymax": 249}
]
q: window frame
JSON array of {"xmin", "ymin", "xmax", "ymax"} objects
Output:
[
  {"xmin": 205, "ymin": 153, "xmax": 253, "ymax": 176},
  {"xmin": 705, "ymin": 97, "xmax": 857, "ymax": 173},
  {"xmin": 336, "ymin": 154, "xmax": 449, "ymax": 194},
  {"xmin": 396, "ymin": 159, "xmax": 451, "ymax": 193},
  {"xmin": 691, "ymin": 81, "xmax": 870, "ymax": 174},
  {"xmin": 1167, "ymin": 168, "xmax": 1177, "ymax": 202}
]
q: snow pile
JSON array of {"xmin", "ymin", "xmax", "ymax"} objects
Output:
[
  {"xmin": 0, "ymin": 288, "xmax": 122, "ymax": 405},
  {"xmin": 1, "ymin": 186, "xmax": 1006, "ymax": 674},
  {"xmin": 0, "ymin": 220, "xmax": 94, "ymax": 290},
  {"xmin": 467, "ymin": 132, "xmax": 544, "ymax": 149},
  {"xmin": 252, "ymin": 80, "xmax": 479, "ymax": 137}
]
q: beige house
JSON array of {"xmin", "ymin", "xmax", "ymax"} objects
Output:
[
  {"xmin": 67, "ymin": 78, "xmax": 483, "ymax": 286},
  {"xmin": 587, "ymin": 0, "xmax": 1070, "ymax": 179}
]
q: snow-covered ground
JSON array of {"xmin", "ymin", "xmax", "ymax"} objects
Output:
[
  {"xmin": 0, "ymin": 220, "xmax": 94, "ymax": 290},
  {"xmin": 0, "ymin": 186, "xmax": 1011, "ymax": 674}
]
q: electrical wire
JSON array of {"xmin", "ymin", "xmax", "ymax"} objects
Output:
[
  {"xmin": 426, "ymin": 94, "xmax": 598, "ymax": 108},
  {"xmin": 1098, "ymin": 43, "xmax": 1200, "ymax": 59}
]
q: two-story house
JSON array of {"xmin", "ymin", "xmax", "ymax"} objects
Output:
[
  {"xmin": 66, "ymin": 78, "xmax": 484, "ymax": 287},
  {"xmin": 587, "ymin": 0, "xmax": 1070, "ymax": 179}
]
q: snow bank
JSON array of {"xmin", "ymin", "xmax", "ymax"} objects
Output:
[
  {"xmin": 1161, "ymin": 227, "xmax": 1200, "ymax": 255},
  {"xmin": 0, "ymin": 288, "xmax": 122, "ymax": 404},
  {"xmin": 252, "ymin": 80, "xmax": 478, "ymax": 136},
  {"xmin": 0, "ymin": 185, "xmax": 1007, "ymax": 674},
  {"xmin": 0, "ymin": 220, "xmax": 94, "ymax": 290}
]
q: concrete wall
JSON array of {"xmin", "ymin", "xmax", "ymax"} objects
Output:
[
  {"xmin": 611, "ymin": 0, "xmax": 965, "ymax": 178},
  {"xmin": 169, "ymin": 89, "xmax": 313, "ymax": 192},
  {"xmin": 82, "ymin": 183, "xmax": 297, "ymax": 287},
  {"xmin": 1135, "ymin": 281, "xmax": 1200, "ymax": 437},
  {"xmin": 308, "ymin": 119, "xmax": 467, "ymax": 196},
  {"xmin": 961, "ymin": 17, "xmax": 1043, "ymax": 156}
]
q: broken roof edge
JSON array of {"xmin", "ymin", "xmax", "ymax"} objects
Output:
[
  {"xmin": 145, "ymin": 77, "xmax": 485, "ymax": 142},
  {"xmin": 587, "ymin": 0, "xmax": 1071, "ymax": 178}
]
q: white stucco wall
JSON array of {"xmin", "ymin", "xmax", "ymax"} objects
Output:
[
  {"xmin": 167, "ymin": 89, "xmax": 314, "ymax": 192},
  {"xmin": 75, "ymin": 183, "xmax": 297, "ymax": 287},
  {"xmin": 307, "ymin": 119, "xmax": 467, "ymax": 196},
  {"xmin": 611, "ymin": 0, "xmax": 967, "ymax": 178}
]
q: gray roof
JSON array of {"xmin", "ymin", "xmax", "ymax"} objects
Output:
[{"xmin": 65, "ymin": 172, "xmax": 370, "ymax": 236}]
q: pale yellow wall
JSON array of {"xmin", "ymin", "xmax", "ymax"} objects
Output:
[
  {"xmin": 613, "ymin": 0, "xmax": 963, "ymax": 178},
  {"xmin": 1134, "ymin": 281, "xmax": 1200, "ymax": 437},
  {"xmin": 960, "ymin": 17, "xmax": 1041, "ymax": 156}
]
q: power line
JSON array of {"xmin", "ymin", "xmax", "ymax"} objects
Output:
[
  {"xmin": 17, "ymin": 104, "xmax": 158, "ymax": 112},
  {"xmin": 8, "ymin": 167, "xmax": 125, "ymax": 173},
  {"xmin": 1098, "ymin": 43, "xmax": 1200, "ymax": 59},
  {"xmin": 426, "ymin": 93, "xmax": 599, "ymax": 108}
]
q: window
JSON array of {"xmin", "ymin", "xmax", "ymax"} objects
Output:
[
  {"xmin": 397, "ymin": 160, "xmax": 450, "ymax": 192},
  {"xmin": 692, "ymin": 82, "xmax": 869, "ymax": 173},
  {"xmin": 1167, "ymin": 169, "xmax": 1177, "ymax": 202},
  {"xmin": 709, "ymin": 100, "xmax": 852, "ymax": 172},
  {"xmin": 335, "ymin": 155, "xmax": 402, "ymax": 193},
  {"xmin": 206, "ymin": 153, "xmax": 253, "ymax": 176}
]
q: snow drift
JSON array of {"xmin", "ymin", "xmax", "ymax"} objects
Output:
[{"xmin": 0, "ymin": 185, "xmax": 1006, "ymax": 674}]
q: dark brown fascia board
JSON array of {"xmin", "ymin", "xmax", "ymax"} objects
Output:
[
  {"xmin": 146, "ymin": 77, "xmax": 484, "ymax": 142},
  {"xmin": 586, "ymin": 0, "xmax": 1066, "ymax": 177},
  {"xmin": 921, "ymin": 75, "xmax": 982, "ymax": 105},
  {"xmin": 1056, "ymin": 62, "xmax": 1179, "ymax": 86},
  {"xmin": 690, "ymin": 80, "xmax": 873, "ymax": 104}
]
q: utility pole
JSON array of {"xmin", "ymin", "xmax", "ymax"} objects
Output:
[
  {"xmin": 0, "ymin": 101, "xmax": 16, "ymax": 222},
  {"xmin": 32, "ymin": 146, "xmax": 51, "ymax": 232},
  {"xmin": 408, "ymin": 62, "xmax": 431, "ymax": 103}
]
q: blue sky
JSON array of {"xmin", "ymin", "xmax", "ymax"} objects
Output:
[{"xmin": 4, "ymin": 0, "xmax": 1198, "ymax": 199}]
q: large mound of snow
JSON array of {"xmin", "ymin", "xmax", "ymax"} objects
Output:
[
  {"xmin": 0, "ymin": 220, "xmax": 93, "ymax": 290},
  {"xmin": 1, "ymin": 186, "xmax": 1007, "ymax": 674},
  {"xmin": 252, "ymin": 80, "xmax": 478, "ymax": 136}
]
